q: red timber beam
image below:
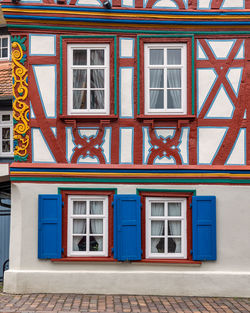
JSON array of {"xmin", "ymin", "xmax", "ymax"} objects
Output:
[{"xmin": 29, "ymin": 69, "xmax": 67, "ymax": 163}]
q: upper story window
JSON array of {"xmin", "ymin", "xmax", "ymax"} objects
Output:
[
  {"xmin": 0, "ymin": 111, "xmax": 13, "ymax": 157},
  {"xmin": 144, "ymin": 43, "xmax": 187, "ymax": 115},
  {"xmin": 67, "ymin": 44, "xmax": 110, "ymax": 115},
  {"xmin": 0, "ymin": 36, "xmax": 10, "ymax": 60},
  {"xmin": 145, "ymin": 197, "xmax": 187, "ymax": 259}
]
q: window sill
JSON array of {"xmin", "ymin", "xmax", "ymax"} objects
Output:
[
  {"xmin": 51, "ymin": 258, "xmax": 200, "ymax": 264},
  {"xmin": 139, "ymin": 259, "xmax": 201, "ymax": 264},
  {"xmin": 137, "ymin": 114, "xmax": 196, "ymax": 120},
  {"xmin": 51, "ymin": 257, "xmax": 117, "ymax": 262},
  {"xmin": 60, "ymin": 114, "xmax": 117, "ymax": 120}
]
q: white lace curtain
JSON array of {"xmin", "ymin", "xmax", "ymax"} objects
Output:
[
  {"xmin": 150, "ymin": 48, "xmax": 181, "ymax": 109},
  {"xmin": 73, "ymin": 201, "xmax": 103, "ymax": 252},
  {"xmin": 73, "ymin": 49, "xmax": 104, "ymax": 110},
  {"xmin": 151, "ymin": 202, "xmax": 181, "ymax": 253}
]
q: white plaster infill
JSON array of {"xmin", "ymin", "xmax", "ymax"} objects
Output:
[{"xmin": 0, "ymin": 164, "xmax": 9, "ymax": 177}]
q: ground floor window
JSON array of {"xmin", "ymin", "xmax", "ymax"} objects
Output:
[
  {"xmin": 145, "ymin": 197, "xmax": 187, "ymax": 259},
  {"xmin": 67, "ymin": 195, "xmax": 108, "ymax": 257}
]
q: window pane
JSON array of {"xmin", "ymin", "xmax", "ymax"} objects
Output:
[
  {"xmin": 151, "ymin": 203, "xmax": 164, "ymax": 216},
  {"xmin": 151, "ymin": 221, "xmax": 165, "ymax": 236},
  {"xmin": 2, "ymin": 141, "xmax": 10, "ymax": 152},
  {"xmin": 151, "ymin": 238, "xmax": 164, "ymax": 253},
  {"xmin": 168, "ymin": 238, "xmax": 181, "ymax": 253},
  {"xmin": 150, "ymin": 69, "xmax": 163, "ymax": 88},
  {"xmin": 2, "ymin": 48, "xmax": 7, "ymax": 58},
  {"xmin": 2, "ymin": 114, "xmax": 10, "ymax": 121},
  {"xmin": 90, "ymin": 49, "xmax": 104, "ymax": 65},
  {"xmin": 150, "ymin": 90, "xmax": 164, "ymax": 109},
  {"xmin": 73, "ymin": 201, "xmax": 86, "ymax": 215},
  {"xmin": 90, "ymin": 219, "xmax": 103, "ymax": 234},
  {"xmin": 90, "ymin": 236, "xmax": 103, "ymax": 251},
  {"xmin": 90, "ymin": 90, "xmax": 104, "ymax": 110},
  {"xmin": 73, "ymin": 90, "xmax": 87, "ymax": 110},
  {"xmin": 73, "ymin": 219, "xmax": 86, "ymax": 234},
  {"xmin": 167, "ymin": 69, "xmax": 181, "ymax": 88},
  {"xmin": 167, "ymin": 49, "xmax": 181, "ymax": 65},
  {"xmin": 73, "ymin": 50, "xmax": 87, "ymax": 65},
  {"xmin": 91, "ymin": 69, "xmax": 104, "ymax": 88},
  {"xmin": 90, "ymin": 201, "xmax": 103, "ymax": 215},
  {"xmin": 73, "ymin": 69, "xmax": 87, "ymax": 88},
  {"xmin": 167, "ymin": 89, "xmax": 181, "ymax": 109},
  {"xmin": 2, "ymin": 38, "xmax": 8, "ymax": 47},
  {"xmin": 150, "ymin": 49, "xmax": 163, "ymax": 65},
  {"xmin": 168, "ymin": 203, "xmax": 181, "ymax": 216},
  {"xmin": 2, "ymin": 128, "xmax": 10, "ymax": 139},
  {"xmin": 168, "ymin": 221, "xmax": 181, "ymax": 236},
  {"xmin": 73, "ymin": 236, "xmax": 86, "ymax": 251}
]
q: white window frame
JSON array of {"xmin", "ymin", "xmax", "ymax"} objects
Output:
[
  {"xmin": 146, "ymin": 197, "xmax": 187, "ymax": 259},
  {"xmin": 67, "ymin": 43, "xmax": 110, "ymax": 115},
  {"xmin": 0, "ymin": 35, "xmax": 10, "ymax": 61},
  {"xmin": 67, "ymin": 195, "xmax": 108, "ymax": 257},
  {"xmin": 144, "ymin": 43, "xmax": 187, "ymax": 115},
  {"xmin": 0, "ymin": 111, "xmax": 13, "ymax": 157}
]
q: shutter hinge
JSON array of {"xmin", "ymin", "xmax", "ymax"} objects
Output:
[
  {"xmin": 190, "ymin": 250, "xmax": 193, "ymax": 255},
  {"xmin": 111, "ymin": 247, "xmax": 114, "ymax": 254},
  {"xmin": 141, "ymin": 250, "xmax": 143, "ymax": 255},
  {"xmin": 61, "ymin": 248, "xmax": 64, "ymax": 253},
  {"xmin": 112, "ymin": 201, "xmax": 114, "ymax": 207},
  {"xmin": 62, "ymin": 201, "xmax": 64, "ymax": 207},
  {"xmin": 190, "ymin": 203, "xmax": 192, "ymax": 209}
]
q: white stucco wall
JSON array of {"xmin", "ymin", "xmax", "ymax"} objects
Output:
[{"xmin": 4, "ymin": 182, "xmax": 250, "ymax": 296}]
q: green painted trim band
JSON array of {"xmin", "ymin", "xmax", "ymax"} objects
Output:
[
  {"xmin": 136, "ymin": 188, "xmax": 196, "ymax": 195},
  {"xmin": 7, "ymin": 25, "xmax": 250, "ymax": 35},
  {"xmin": 191, "ymin": 36, "xmax": 195, "ymax": 115},
  {"xmin": 114, "ymin": 36, "xmax": 117, "ymax": 115},
  {"xmin": 59, "ymin": 37, "xmax": 63, "ymax": 114},
  {"xmin": 10, "ymin": 176, "xmax": 250, "ymax": 184},
  {"xmin": 137, "ymin": 37, "xmax": 140, "ymax": 115},
  {"xmin": 59, "ymin": 35, "xmax": 117, "ymax": 115},
  {"xmin": 58, "ymin": 187, "xmax": 118, "ymax": 194}
]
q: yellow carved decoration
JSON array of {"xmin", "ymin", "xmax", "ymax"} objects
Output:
[{"xmin": 12, "ymin": 37, "xmax": 29, "ymax": 161}]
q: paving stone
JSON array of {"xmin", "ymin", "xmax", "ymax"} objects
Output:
[{"xmin": 0, "ymin": 291, "xmax": 249, "ymax": 312}]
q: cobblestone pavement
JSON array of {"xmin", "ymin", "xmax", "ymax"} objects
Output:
[{"xmin": 0, "ymin": 291, "xmax": 249, "ymax": 313}]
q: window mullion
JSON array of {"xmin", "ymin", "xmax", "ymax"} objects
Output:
[
  {"xmin": 70, "ymin": 203, "xmax": 73, "ymax": 255},
  {"xmin": 164, "ymin": 48, "xmax": 167, "ymax": 112},
  {"xmin": 87, "ymin": 49, "xmax": 90, "ymax": 112},
  {"xmin": 86, "ymin": 200, "xmax": 90, "ymax": 253},
  {"xmin": 165, "ymin": 201, "xmax": 168, "ymax": 255}
]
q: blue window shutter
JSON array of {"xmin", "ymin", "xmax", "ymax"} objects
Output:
[
  {"xmin": 113, "ymin": 194, "xmax": 141, "ymax": 261},
  {"xmin": 38, "ymin": 194, "xmax": 62, "ymax": 259},
  {"xmin": 192, "ymin": 196, "xmax": 216, "ymax": 261}
]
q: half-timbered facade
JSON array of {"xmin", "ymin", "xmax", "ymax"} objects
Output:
[{"xmin": 1, "ymin": 0, "xmax": 250, "ymax": 296}]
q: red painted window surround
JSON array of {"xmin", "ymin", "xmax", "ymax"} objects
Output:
[
  {"xmin": 139, "ymin": 37, "xmax": 193, "ymax": 119},
  {"xmin": 53, "ymin": 189, "xmax": 201, "ymax": 264},
  {"xmin": 139, "ymin": 191, "xmax": 195, "ymax": 263},
  {"xmin": 61, "ymin": 189, "xmax": 115, "ymax": 260},
  {"xmin": 61, "ymin": 37, "xmax": 116, "ymax": 118}
]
